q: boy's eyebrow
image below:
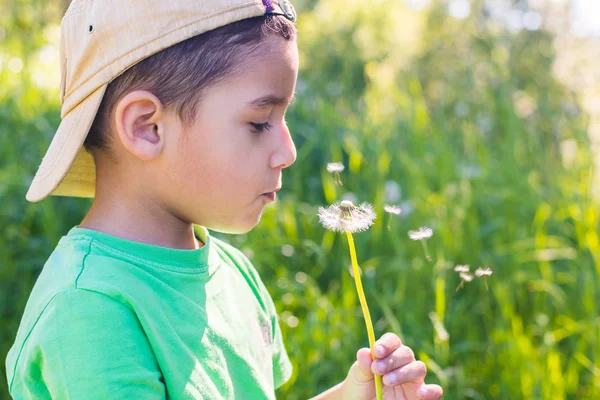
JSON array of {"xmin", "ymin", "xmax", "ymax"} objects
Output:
[{"xmin": 247, "ymin": 93, "xmax": 296, "ymax": 108}]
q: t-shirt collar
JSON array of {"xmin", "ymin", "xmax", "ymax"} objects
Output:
[{"xmin": 66, "ymin": 224, "xmax": 211, "ymax": 270}]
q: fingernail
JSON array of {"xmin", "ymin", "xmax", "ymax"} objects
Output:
[
  {"xmin": 374, "ymin": 345, "xmax": 385, "ymax": 357},
  {"xmin": 418, "ymin": 387, "xmax": 429, "ymax": 398}
]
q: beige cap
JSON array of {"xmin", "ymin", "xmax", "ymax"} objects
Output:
[{"xmin": 26, "ymin": 0, "xmax": 296, "ymax": 202}]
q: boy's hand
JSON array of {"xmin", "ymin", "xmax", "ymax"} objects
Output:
[{"xmin": 340, "ymin": 333, "xmax": 443, "ymax": 400}]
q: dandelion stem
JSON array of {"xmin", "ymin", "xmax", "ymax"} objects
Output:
[
  {"xmin": 345, "ymin": 231, "xmax": 382, "ymax": 400},
  {"xmin": 455, "ymin": 280, "xmax": 464, "ymax": 292},
  {"xmin": 420, "ymin": 240, "xmax": 432, "ymax": 261},
  {"xmin": 335, "ymin": 171, "xmax": 343, "ymax": 186}
]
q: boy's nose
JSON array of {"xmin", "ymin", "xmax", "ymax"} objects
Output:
[{"xmin": 270, "ymin": 123, "xmax": 296, "ymax": 169}]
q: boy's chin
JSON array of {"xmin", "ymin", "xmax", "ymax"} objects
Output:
[{"xmin": 206, "ymin": 214, "xmax": 263, "ymax": 235}]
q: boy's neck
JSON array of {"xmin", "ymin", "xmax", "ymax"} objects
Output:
[{"xmin": 79, "ymin": 196, "xmax": 203, "ymax": 250}]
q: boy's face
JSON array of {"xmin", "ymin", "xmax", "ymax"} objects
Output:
[{"xmin": 163, "ymin": 35, "xmax": 299, "ymax": 234}]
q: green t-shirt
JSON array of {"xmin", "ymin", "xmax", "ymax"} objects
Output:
[{"xmin": 5, "ymin": 226, "xmax": 292, "ymax": 399}]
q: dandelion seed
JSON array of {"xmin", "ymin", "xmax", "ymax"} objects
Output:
[
  {"xmin": 408, "ymin": 227, "xmax": 433, "ymax": 241},
  {"xmin": 455, "ymin": 271, "xmax": 473, "ymax": 292},
  {"xmin": 408, "ymin": 226, "xmax": 433, "ymax": 261},
  {"xmin": 475, "ymin": 266, "xmax": 493, "ymax": 291},
  {"xmin": 318, "ymin": 201, "xmax": 376, "ymax": 233},
  {"xmin": 454, "ymin": 264, "xmax": 470, "ymax": 273},
  {"xmin": 326, "ymin": 162, "xmax": 345, "ymax": 186},
  {"xmin": 326, "ymin": 162, "xmax": 344, "ymax": 173},
  {"xmin": 384, "ymin": 205, "xmax": 402, "ymax": 215},
  {"xmin": 460, "ymin": 272, "xmax": 473, "ymax": 282},
  {"xmin": 384, "ymin": 204, "xmax": 402, "ymax": 230},
  {"xmin": 475, "ymin": 267, "xmax": 493, "ymax": 277}
]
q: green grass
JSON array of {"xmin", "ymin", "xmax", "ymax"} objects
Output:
[{"xmin": 1, "ymin": 1, "xmax": 599, "ymax": 399}]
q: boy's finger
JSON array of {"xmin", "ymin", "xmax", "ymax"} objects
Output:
[
  {"xmin": 371, "ymin": 345, "xmax": 415, "ymax": 375},
  {"xmin": 382, "ymin": 361, "xmax": 427, "ymax": 386},
  {"xmin": 418, "ymin": 383, "xmax": 444, "ymax": 399},
  {"xmin": 373, "ymin": 332, "xmax": 402, "ymax": 358},
  {"xmin": 345, "ymin": 348, "xmax": 375, "ymax": 385},
  {"xmin": 356, "ymin": 348, "xmax": 374, "ymax": 374}
]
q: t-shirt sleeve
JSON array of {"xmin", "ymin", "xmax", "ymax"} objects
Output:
[{"xmin": 8, "ymin": 289, "xmax": 165, "ymax": 399}]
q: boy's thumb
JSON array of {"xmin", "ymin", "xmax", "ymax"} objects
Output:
[{"xmin": 347, "ymin": 348, "xmax": 375, "ymax": 383}]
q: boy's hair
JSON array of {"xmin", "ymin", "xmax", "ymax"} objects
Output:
[{"xmin": 84, "ymin": 15, "xmax": 296, "ymax": 154}]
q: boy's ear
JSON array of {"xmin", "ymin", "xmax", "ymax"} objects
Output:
[{"xmin": 113, "ymin": 90, "xmax": 166, "ymax": 161}]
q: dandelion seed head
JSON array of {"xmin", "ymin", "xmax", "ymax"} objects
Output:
[
  {"xmin": 454, "ymin": 264, "xmax": 470, "ymax": 273},
  {"xmin": 326, "ymin": 162, "xmax": 345, "ymax": 173},
  {"xmin": 384, "ymin": 204, "xmax": 402, "ymax": 215},
  {"xmin": 459, "ymin": 272, "xmax": 474, "ymax": 282},
  {"xmin": 318, "ymin": 201, "xmax": 376, "ymax": 233},
  {"xmin": 408, "ymin": 226, "xmax": 433, "ymax": 241},
  {"xmin": 475, "ymin": 267, "xmax": 493, "ymax": 277}
]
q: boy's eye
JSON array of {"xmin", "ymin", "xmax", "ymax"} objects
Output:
[{"xmin": 250, "ymin": 121, "xmax": 272, "ymax": 133}]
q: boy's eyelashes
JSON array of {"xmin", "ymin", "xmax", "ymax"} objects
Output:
[{"xmin": 250, "ymin": 121, "xmax": 273, "ymax": 133}]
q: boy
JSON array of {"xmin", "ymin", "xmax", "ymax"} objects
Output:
[{"xmin": 5, "ymin": 0, "xmax": 443, "ymax": 399}]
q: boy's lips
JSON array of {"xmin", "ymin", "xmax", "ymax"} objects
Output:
[
  {"xmin": 262, "ymin": 192, "xmax": 276, "ymax": 201},
  {"xmin": 261, "ymin": 187, "xmax": 280, "ymax": 201}
]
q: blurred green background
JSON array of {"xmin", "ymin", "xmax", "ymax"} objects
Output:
[{"xmin": 2, "ymin": 0, "xmax": 599, "ymax": 398}]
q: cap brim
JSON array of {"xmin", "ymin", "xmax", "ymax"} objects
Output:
[{"xmin": 26, "ymin": 84, "xmax": 107, "ymax": 202}]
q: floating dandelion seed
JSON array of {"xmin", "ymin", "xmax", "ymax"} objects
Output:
[
  {"xmin": 384, "ymin": 204, "xmax": 402, "ymax": 215},
  {"xmin": 326, "ymin": 162, "xmax": 344, "ymax": 173},
  {"xmin": 475, "ymin": 266, "xmax": 493, "ymax": 276},
  {"xmin": 318, "ymin": 200, "xmax": 376, "ymax": 233},
  {"xmin": 408, "ymin": 227, "xmax": 433, "ymax": 240},
  {"xmin": 384, "ymin": 204, "xmax": 402, "ymax": 230},
  {"xmin": 326, "ymin": 162, "xmax": 345, "ymax": 186},
  {"xmin": 455, "ymin": 271, "xmax": 474, "ymax": 292},
  {"xmin": 454, "ymin": 264, "xmax": 470, "ymax": 273},
  {"xmin": 475, "ymin": 266, "xmax": 493, "ymax": 291},
  {"xmin": 460, "ymin": 272, "xmax": 474, "ymax": 282},
  {"xmin": 317, "ymin": 200, "xmax": 382, "ymax": 400},
  {"xmin": 408, "ymin": 227, "xmax": 433, "ymax": 261}
]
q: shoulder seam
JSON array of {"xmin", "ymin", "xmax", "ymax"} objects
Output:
[{"xmin": 74, "ymin": 237, "xmax": 92, "ymax": 288}]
